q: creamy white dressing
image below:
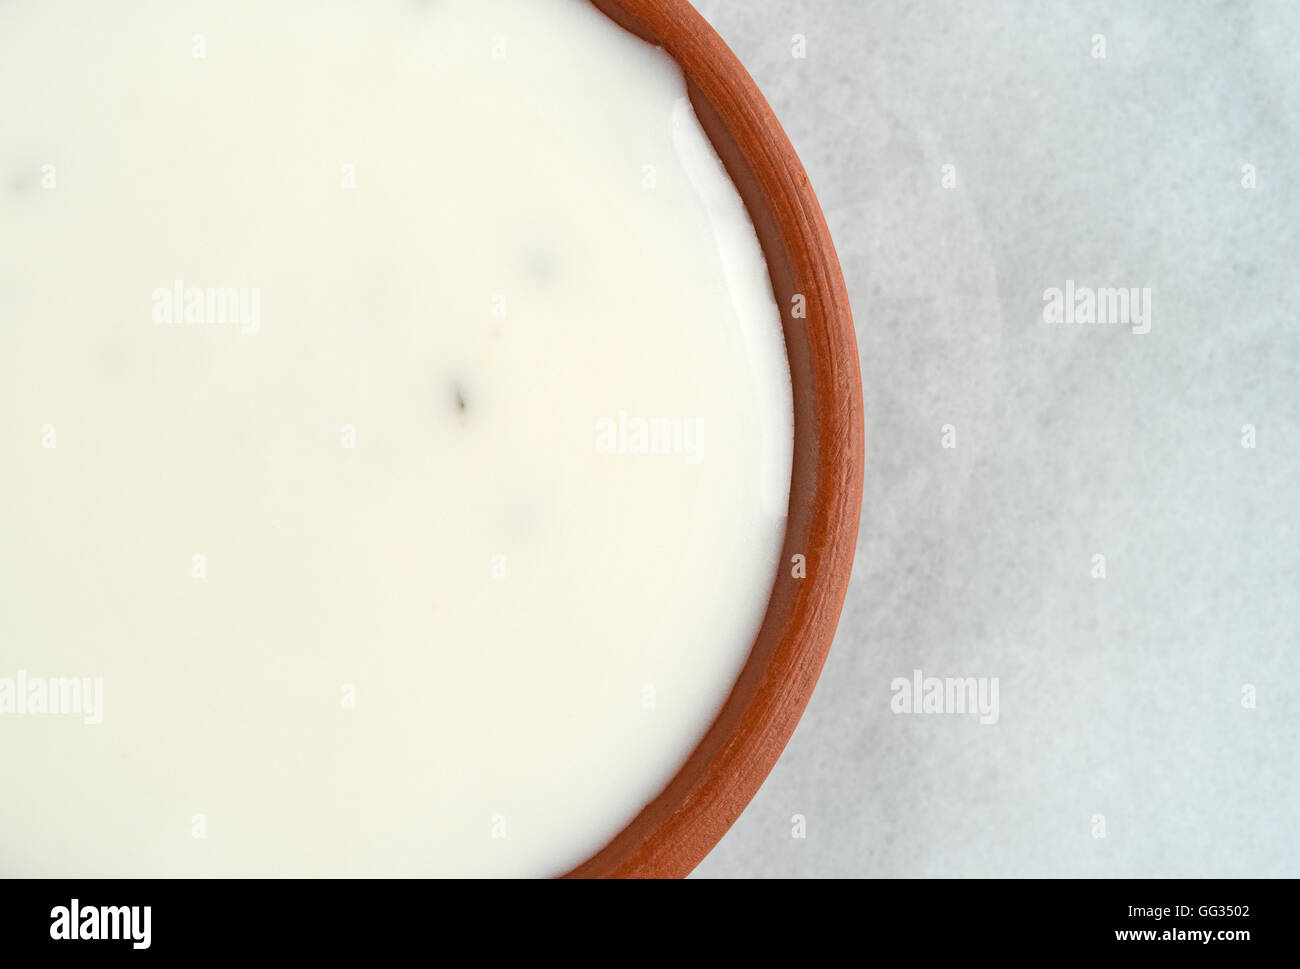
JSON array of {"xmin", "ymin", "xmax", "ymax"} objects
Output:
[{"xmin": 0, "ymin": 0, "xmax": 792, "ymax": 876}]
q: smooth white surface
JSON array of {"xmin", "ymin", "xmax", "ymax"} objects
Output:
[{"xmin": 0, "ymin": 0, "xmax": 792, "ymax": 876}]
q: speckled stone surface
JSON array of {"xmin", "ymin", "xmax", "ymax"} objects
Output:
[{"xmin": 688, "ymin": 0, "xmax": 1300, "ymax": 877}]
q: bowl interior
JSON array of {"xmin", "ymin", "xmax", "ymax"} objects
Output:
[{"xmin": 567, "ymin": 0, "xmax": 864, "ymax": 877}]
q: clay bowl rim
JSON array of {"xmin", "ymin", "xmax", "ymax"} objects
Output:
[{"xmin": 567, "ymin": 0, "xmax": 864, "ymax": 878}]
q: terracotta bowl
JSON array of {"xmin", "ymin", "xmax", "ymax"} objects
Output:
[{"xmin": 567, "ymin": 0, "xmax": 864, "ymax": 878}]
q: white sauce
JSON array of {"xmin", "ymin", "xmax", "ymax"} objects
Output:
[{"xmin": 0, "ymin": 0, "xmax": 792, "ymax": 875}]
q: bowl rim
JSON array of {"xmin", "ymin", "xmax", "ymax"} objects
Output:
[{"xmin": 568, "ymin": 0, "xmax": 864, "ymax": 878}]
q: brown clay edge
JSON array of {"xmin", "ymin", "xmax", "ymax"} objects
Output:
[{"xmin": 567, "ymin": 0, "xmax": 864, "ymax": 878}]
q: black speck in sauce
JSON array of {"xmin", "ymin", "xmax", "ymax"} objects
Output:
[{"xmin": 453, "ymin": 382, "xmax": 468, "ymax": 416}]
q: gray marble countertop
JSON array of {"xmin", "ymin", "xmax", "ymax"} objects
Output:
[{"xmin": 689, "ymin": 0, "xmax": 1300, "ymax": 877}]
